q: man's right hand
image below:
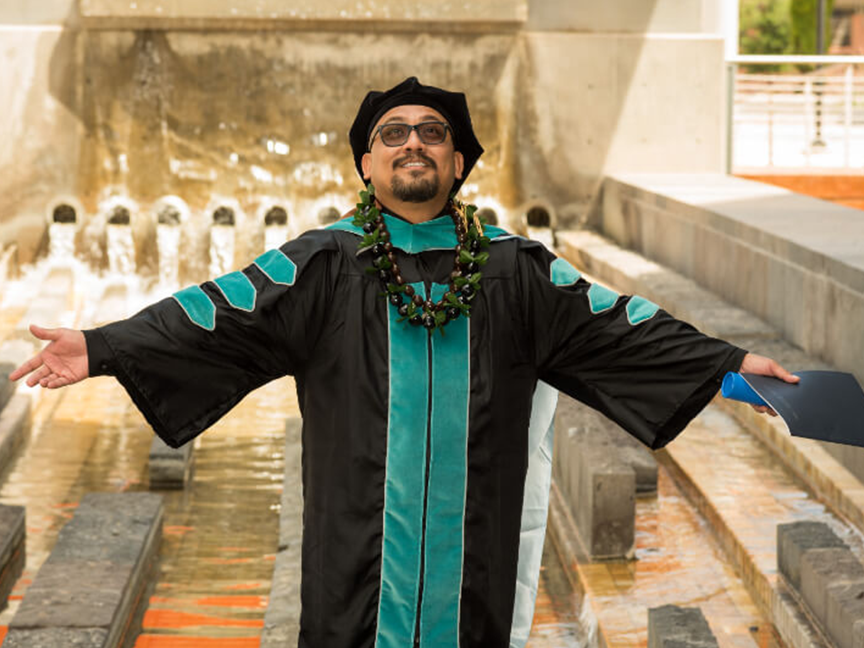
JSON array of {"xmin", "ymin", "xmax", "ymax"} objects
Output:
[{"xmin": 9, "ymin": 325, "xmax": 89, "ymax": 389}]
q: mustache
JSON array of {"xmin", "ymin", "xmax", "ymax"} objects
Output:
[{"xmin": 393, "ymin": 153, "xmax": 437, "ymax": 170}]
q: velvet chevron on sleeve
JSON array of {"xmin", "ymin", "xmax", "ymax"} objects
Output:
[
  {"xmin": 518, "ymin": 244, "xmax": 747, "ymax": 450},
  {"xmin": 88, "ymin": 229, "xmax": 337, "ymax": 448}
]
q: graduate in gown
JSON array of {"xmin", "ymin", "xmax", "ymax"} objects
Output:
[{"xmin": 12, "ymin": 77, "xmax": 798, "ymax": 648}]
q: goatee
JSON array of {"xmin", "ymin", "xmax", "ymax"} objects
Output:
[{"xmin": 391, "ymin": 175, "xmax": 440, "ymax": 203}]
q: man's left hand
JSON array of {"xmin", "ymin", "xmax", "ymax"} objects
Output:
[{"xmin": 738, "ymin": 352, "xmax": 800, "ymax": 416}]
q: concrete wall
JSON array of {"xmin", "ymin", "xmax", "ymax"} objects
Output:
[
  {"xmin": 0, "ymin": 0, "xmax": 727, "ymax": 264},
  {"xmin": 79, "ymin": 0, "xmax": 526, "ymax": 29},
  {"xmin": 512, "ymin": 33, "xmax": 725, "ymax": 224},
  {"xmin": 601, "ymin": 173, "xmax": 864, "ymax": 480},
  {"xmin": 0, "ymin": 1, "xmax": 82, "ymax": 263},
  {"xmin": 528, "ymin": 0, "xmax": 714, "ymax": 33}
]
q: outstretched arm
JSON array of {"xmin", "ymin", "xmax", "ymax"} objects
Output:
[{"xmin": 9, "ymin": 325, "xmax": 89, "ymax": 389}]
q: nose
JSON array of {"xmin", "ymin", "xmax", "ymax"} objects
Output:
[{"xmin": 403, "ymin": 126, "xmax": 426, "ymax": 150}]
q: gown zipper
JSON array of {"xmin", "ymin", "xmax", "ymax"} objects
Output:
[{"xmin": 414, "ymin": 290, "xmax": 434, "ymax": 648}]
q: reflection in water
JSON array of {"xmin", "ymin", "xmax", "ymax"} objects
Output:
[{"xmin": 526, "ymin": 537, "xmax": 585, "ymax": 648}]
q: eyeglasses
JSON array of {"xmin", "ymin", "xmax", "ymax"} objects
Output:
[{"xmin": 370, "ymin": 121, "xmax": 450, "ymax": 148}]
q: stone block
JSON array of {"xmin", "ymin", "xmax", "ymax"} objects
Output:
[
  {"xmin": 826, "ymin": 580, "xmax": 864, "ymax": 648},
  {"xmin": 777, "ymin": 521, "xmax": 847, "ymax": 591},
  {"xmin": 0, "ymin": 362, "xmax": 17, "ymax": 413},
  {"xmin": 555, "ymin": 394, "xmax": 657, "ymax": 494},
  {"xmin": 0, "ymin": 504, "xmax": 25, "ymax": 611},
  {"xmin": 148, "ymin": 435, "xmax": 193, "ymax": 489},
  {"xmin": 0, "ymin": 394, "xmax": 32, "ymax": 477},
  {"xmin": 6, "ymin": 492, "xmax": 162, "ymax": 647},
  {"xmin": 1, "ymin": 627, "xmax": 109, "ymax": 648},
  {"xmin": 573, "ymin": 440, "xmax": 636, "ymax": 559},
  {"xmin": 800, "ymin": 547, "xmax": 864, "ymax": 626},
  {"xmin": 648, "ymin": 604, "xmax": 718, "ymax": 648}
]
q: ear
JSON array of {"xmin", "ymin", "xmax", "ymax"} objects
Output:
[
  {"xmin": 361, "ymin": 152, "xmax": 372, "ymax": 180},
  {"xmin": 454, "ymin": 151, "xmax": 464, "ymax": 180}
]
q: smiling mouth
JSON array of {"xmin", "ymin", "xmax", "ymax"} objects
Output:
[{"xmin": 394, "ymin": 155, "xmax": 436, "ymax": 171}]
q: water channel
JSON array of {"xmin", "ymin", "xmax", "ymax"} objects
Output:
[{"xmin": 0, "ymin": 252, "xmax": 585, "ymax": 646}]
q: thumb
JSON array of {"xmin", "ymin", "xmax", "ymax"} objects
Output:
[{"xmin": 29, "ymin": 324, "xmax": 62, "ymax": 342}]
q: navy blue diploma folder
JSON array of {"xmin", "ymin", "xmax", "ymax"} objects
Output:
[{"xmin": 723, "ymin": 371, "xmax": 864, "ymax": 448}]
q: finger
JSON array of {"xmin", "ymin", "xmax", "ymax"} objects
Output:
[
  {"xmin": 772, "ymin": 361, "xmax": 800, "ymax": 383},
  {"xmin": 44, "ymin": 375, "xmax": 71, "ymax": 389},
  {"xmin": 29, "ymin": 324, "xmax": 62, "ymax": 342},
  {"xmin": 9, "ymin": 354, "xmax": 44, "ymax": 381},
  {"xmin": 26, "ymin": 365, "xmax": 52, "ymax": 388}
]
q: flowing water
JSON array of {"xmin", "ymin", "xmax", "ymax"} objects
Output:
[
  {"xmin": 156, "ymin": 224, "xmax": 181, "ymax": 290},
  {"xmin": 107, "ymin": 224, "xmax": 136, "ymax": 275},
  {"xmin": 209, "ymin": 226, "xmax": 236, "ymax": 277}
]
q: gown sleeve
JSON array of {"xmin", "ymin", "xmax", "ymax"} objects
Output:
[
  {"xmin": 84, "ymin": 231, "xmax": 338, "ymax": 448},
  {"xmin": 519, "ymin": 244, "xmax": 747, "ymax": 450}
]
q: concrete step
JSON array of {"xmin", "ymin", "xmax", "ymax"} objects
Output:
[
  {"xmin": 557, "ymin": 229, "xmax": 864, "ymax": 536},
  {"xmin": 10, "ymin": 268, "xmax": 75, "ymax": 343},
  {"xmin": 147, "ymin": 436, "xmax": 193, "ymax": 490},
  {"xmin": 0, "ymin": 395, "xmax": 32, "ymax": 480},
  {"xmin": 555, "ymin": 229, "xmax": 864, "ymax": 648},
  {"xmin": 3, "ymin": 492, "xmax": 163, "ymax": 648},
  {"xmin": 261, "ymin": 416, "xmax": 302, "ymax": 648},
  {"xmin": 0, "ymin": 505, "xmax": 25, "ymax": 613}
]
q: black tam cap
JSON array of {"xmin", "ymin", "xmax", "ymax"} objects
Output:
[{"xmin": 349, "ymin": 77, "xmax": 484, "ymax": 195}]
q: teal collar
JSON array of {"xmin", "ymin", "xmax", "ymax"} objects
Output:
[{"xmin": 328, "ymin": 212, "xmax": 509, "ymax": 254}]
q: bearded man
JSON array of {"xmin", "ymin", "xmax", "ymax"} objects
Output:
[{"xmin": 11, "ymin": 77, "xmax": 796, "ymax": 648}]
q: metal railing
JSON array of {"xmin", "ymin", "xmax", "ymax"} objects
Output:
[{"xmin": 727, "ymin": 55, "xmax": 864, "ymax": 172}]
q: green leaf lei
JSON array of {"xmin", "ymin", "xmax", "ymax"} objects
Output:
[{"xmin": 352, "ymin": 183, "xmax": 491, "ymax": 334}]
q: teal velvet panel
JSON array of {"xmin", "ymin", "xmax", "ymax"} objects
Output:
[{"xmin": 376, "ymin": 283, "xmax": 430, "ymax": 648}]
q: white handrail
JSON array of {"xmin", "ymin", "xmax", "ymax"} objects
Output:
[
  {"xmin": 729, "ymin": 54, "xmax": 864, "ymax": 64},
  {"xmin": 726, "ymin": 59, "xmax": 864, "ymax": 172}
]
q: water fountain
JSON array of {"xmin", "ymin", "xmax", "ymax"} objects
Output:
[
  {"xmin": 261, "ymin": 204, "xmax": 290, "ymax": 251},
  {"xmin": 153, "ymin": 196, "xmax": 188, "ymax": 290},
  {"xmin": 316, "ymin": 205, "xmax": 341, "ymax": 227},
  {"xmin": 521, "ymin": 201, "xmax": 557, "ymax": 250},
  {"xmin": 103, "ymin": 200, "xmax": 137, "ymax": 276},
  {"xmin": 208, "ymin": 201, "xmax": 241, "ymax": 277},
  {"xmin": 46, "ymin": 199, "xmax": 81, "ymax": 263}
]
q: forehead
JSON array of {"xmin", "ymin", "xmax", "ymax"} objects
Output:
[{"xmin": 374, "ymin": 104, "xmax": 448, "ymax": 128}]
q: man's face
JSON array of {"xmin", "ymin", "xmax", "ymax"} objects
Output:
[{"xmin": 361, "ymin": 105, "xmax": 464, "ymax": 206}]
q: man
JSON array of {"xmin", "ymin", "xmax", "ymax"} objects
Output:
[{"xmin": 11, "ymin": 77, "xmax": 796, "ymax": 648}]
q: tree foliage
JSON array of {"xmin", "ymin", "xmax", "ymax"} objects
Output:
[
  {"xmin": 739, "ymin": 0, "xmax": 835, "ymax": 71},
  {"xmin": 790, "ymin": 0, "xmax": 835, "ymax": 54},
  {"xmin": 740, "ymin": 0, "xmax": 793, "ymax": 57}
]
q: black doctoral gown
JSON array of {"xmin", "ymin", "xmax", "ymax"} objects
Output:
[{"xmin": 84, "ymin": 213, "xmax": 747, "ymax": 648}]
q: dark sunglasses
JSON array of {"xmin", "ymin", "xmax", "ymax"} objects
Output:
[{"xmin": 369, "ymin": 121, "xmax": 450, "ymax": 148}]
